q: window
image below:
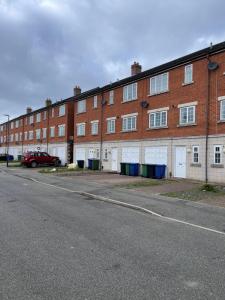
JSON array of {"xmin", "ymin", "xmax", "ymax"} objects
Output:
[
  {"xmin": 29, "ymin": 115, "xmax": 34, "ymax": 124},
  {"xmin": 19, "ymin": 132, "xmax": 22, "ymax": 141},
  {"xmin": 51, "ymin": 108, "xmax": 54, "ymax": 118},
  {"xmin": 50, "ymin": 127, "xmax": 55, "ymax": 137},
  {"xmin": 36, "ymin": 113, "xmax": 41, "ymax": 123},
  {"xmin": 42, "ymin": 128, "xmax": 47, "ymax": 139},
  {"xmin": 0, "ymin": 125, "xmax": 3, "ymax": 132},
  {"xmin": 149, "ymin": 111, "xmax": 167, "ymax": 128},
  {"xmin": 109, "ymin": 90, "xmax": 114, "ymax": 105},
  {"xmin": 10, "ymin": 122, "xmax": 14, "ymax": 129},
  {"xmin": 10, "ymin": 134, "xmax": 14, "ymax": 142},
  {"xmin": 150, "ymin": 73, "xmax": 168, "ymax": 95},
  {"xmin": 93, "ymin": 96, "xmax": 98, "ymax": 108},
  {"xmin": 36, "ymin": 129, "xmax": 41, "ymax": 139},
  {"xmin": 58, "ymin": 124, "xmax": 65, "ymax": 137},
  {"xmin": 29, "ymin": 131, "xmax": 33, "ymax": 140},
  {"xmin": 103, "ymin": 149, "xmax": 108, "ymax": 160},
  {"xmin": 77, "ymin": 123, "xmax": 85, "ymax": 136},
  {"xmin": 180, "ymin": 106, "xmax": 195, "ymax": 125},
  {"xmin": 77, "ymin": 100, "xmax": 86, "ymax": 113},
  {"xmin": 123, "ymin": 83, "xmax": 137, "ymax": 102},
  {"xmin": 193, "ymin": 146, "xmax": 199, "ymax": 163},
  {"xmin": 24, "ymin": 131, "xmax": 27, "ymax": 141},
  {"xmin": 214, "ymin": 145, "xmax": 222, "ymax": 164},
  {"xmin": 15, "ymin": 120, "xmax": 19, "ymax": 128},
  {"xmin": 122, "ymin": 114, "xmax": 137, "ymax": 131},
  {"xmin": 107, "ymin": 118, "xmax": 116, "ymax": 133},
  {"xmin": 220, "ymin": 100, "xmax": 225, "ymax": 121},
  {"xmin": 59, "ymin": 104, "xmax": 65, "ymax": 116},
  {"xmin": 15, "ymin": 133, "xmax": 19, "ymax": 142},
  {"xmin": 43, "ymin": 111, "xmax": 47, "ymax": 120},
  {"xmin": 184, "ymin": 64, "xmax": 193, "ymax": 84},
  {"xmin": 91, "ymin": 121, "xmax": 99, "ymax": 135}
]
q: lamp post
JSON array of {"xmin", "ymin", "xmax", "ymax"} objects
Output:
[{"xmin": 3, "ymin": 114, "xmax": 10, "ymax": 167}]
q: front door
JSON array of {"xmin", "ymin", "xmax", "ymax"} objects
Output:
[
  {"xmin": 175, "ymin": 147, "xmax": 186, "ymax": 178},
  {"xmin": 111, "ymin": 148, "xmax": 118, "ymax": 171}
]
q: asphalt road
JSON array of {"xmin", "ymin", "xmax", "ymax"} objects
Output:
[{"xmin": 1, "ymin": 170, "xmax": 225, "ymax": 299}]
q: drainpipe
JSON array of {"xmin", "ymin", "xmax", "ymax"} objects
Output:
[
  {"xmin": 21, "ymin": 117, "xmax": 24, "ymax": 154},
  {"xmin": 99, "ymin": 91, "xmax": 105, "ymax": 171},
  {"xmin": 205, "ymin": 55, "xmax": 210, "ymax": 183},
  {"xmin": 47, "ymin": 108, "xmax": 50, "ymax": 153}
]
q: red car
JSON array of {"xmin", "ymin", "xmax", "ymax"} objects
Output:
[{"xmin": 22, "ymin": 151, "xmax": 61, "ymax": 168}]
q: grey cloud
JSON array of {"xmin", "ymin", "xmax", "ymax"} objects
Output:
[{"xmin": 0, "ymin": 0, "xmax": 225, "ymax": 123}]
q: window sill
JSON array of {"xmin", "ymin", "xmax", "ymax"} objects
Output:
[
  {"xmin": 217, "ymin": 120, "xmax": 225, "ymax": 124},
  {"xmin": 121, "ymin": 99, "xmax": 137, "ymax": 104},
  {"xmin": 76, "ymin": 111, "xmax": 86, "ymax": 115},
  {"xmin": 177, "ymin": 123, "xmax": 197, "ymax": 127},
  {"xmin": 108, "ymin": 103, "xmax": 114, "ymax": 106},
  {"xmin": 106, "ymin": 132, "xmax": 116, "ymax": 135},
  {"xmin": 182, "ymin": 81, "xmax": 194, "ymax": 86},
  {"xmin": 91, "ymin": 134, "xmax": 98, "ymax": 136},
  {"xmin": 58, "ymin": 114, "xmax": 65, "ymax": 118},
  {"xmin": 146, "ymin": 126, "xmax": 168, "ymax": 131},
  {"xmin": 77, "ymin": 135, "xmax": 85, "ymax": 137},
  {"xmin": 121, "ymin": 129, "xmax": 137, "ymax": 133},
  {"xmin": 148, "ymin": 90, "xmax": 169, "ymax": 97},
  {"xmin": 190, "ymin": 163, "xmax": 201, "ymax": 167},
  {"xmin": 211, "ymin": 164, "xmax": 224, "ymax": 168}
]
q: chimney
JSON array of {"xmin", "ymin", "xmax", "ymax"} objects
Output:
[
  {"xmin": 45, "ymin": 98, "xmax": 52, "ymax": 107},
  {"xmin": 131, "ymin": 62, "xmax": 142, "ymax": 76},
  {"xmin": 26, "ymin": 107, "xmax": 32, "ymax": 114},
  {"xmin": 74, "ymin": 85, "xmax": 81, "ymax": 96}
]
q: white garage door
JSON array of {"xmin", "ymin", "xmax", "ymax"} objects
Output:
[
  {"xmin": 57, "ymin": 147, "xmax": 66, "ymax": 165},
  {"xmin": 76, "ymin": 148, "xmax": 86, "ymax": 160},
  {"xmin": 145, "ymin": 147, "xmax": 167, "ymax": 165},
  {"xmin": 122, "ymin": 147, "xmax": 139, "ymax": 163}
]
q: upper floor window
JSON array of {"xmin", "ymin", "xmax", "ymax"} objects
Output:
[
  {"xmin": 43, "ymin": 111, "xmax": 47, "ymax": 120},
  {"xmin": 77, "ymin": 100, "xmax": 86, "ymax": 114},
  {"xmin": 122, "ymin": 113, "xmax": 137, "ymax": 132},
  {"xmin": 91, "ymin": 121, "xmax": 99, "ymax": 135},
  {"xmin": 24, "ymin": 131, "xmax": 27, "ymax": 140},
  {"xmin": 123, "ymin": 83, "xmax": 137, "ymax": 102},
  {"xmin": 77, "ymin": 123, "xmax": 85, "ymax": 136},
  {"xmin": 10, "ymin": 122, "xmax": 14, "ymax": 129},
  {"xmin": 29, "ymin": 131, "xmax": 33, "ymax": 140},
  {"xmin": 36, "ymin": 129, "xmax": 41, "ymax": 139},
  {"xmin": 149, "ymin": 110, "xmax": 167, "ymax": 128},
  {"xmin": 179, "ymin": 105, "xmax": 195, "ymax": 125},
  {"xmin": 193, "ymin": 146, "xmax": 199, "ymax": 163},
  {"xmin": 107, "ymin": 118, "xmax": 116, "ymax": 134},
  {"xmin": 50, "ymin": 126, "xmax": 55, "ymax": 138},
  {"xmin": 51, "ymin": 108, "xmax": 54, "ymax": 118},
  {"xmin": 29, "ymin": 115, "xmax": 34, "ymax": 124},
  {"xmin": 10, "ymin": 134, "xmax": 14, "ymax": 142},
  {"xmin": 184, "ymin": 64, "xmax": 193, "ymax": 84},
  {"xmin": 58, "ymin": 124, "xmax": 65, "ymax": 137},
  {"xmin": 19, "ymin": 132, "xmax": 23, "ymax": 141},
  {"xmin": 59, "ymin": 104, "xmax": 65, "ymax": 116},
  {"xmin": 42, "ymin": 128, "xmax": 47, "ymax": 139},
  {"xmin": 220, "ymin": 99, "xmax": 225, "ymax": 121},
  {"xmin": 0, "ymin": 125, "xmax": 3, "ymax": 132},
  {"xmin": 15, "ymin": 133, "xmax": 19, "ymax": 142},
  {"xmin": 93, "ymin": 96, "xmax": 98, "ymax": 109},
  {"xmin": 214, "ymin": 145, "xmax": 222, "ymax": 164},
  {"xmin": 109, "ymin": 90, "xmax": 114, "ymax": 105},
  {"xmin": 15, "ymin": 120, "xmax": 19, "ymax": 128},
  {"xmin": 150, "ymin": 73, "xmax": 168, "ymax": 95},
  {"xmin": 36, "ymin": 113, "xmax": 41, "ymax": 123}
]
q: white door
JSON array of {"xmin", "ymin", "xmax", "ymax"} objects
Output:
[
  {"xmin": 111, "ymin": 148, "xmax": 118, "ymax": 171},
  {"xmin": 175, "ymin": 147, "xmax": 186, "ymax": 178}
]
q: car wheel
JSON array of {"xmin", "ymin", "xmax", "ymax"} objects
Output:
[
  {"xmin": 31, "ymin": 161, "xmax": 37, "ymax": 168},
  {"xmin": 54, "ymin": 159, "xmax": 61, "ymax": 167}
]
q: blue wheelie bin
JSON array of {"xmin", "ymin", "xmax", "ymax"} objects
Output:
[
  {"xmin": 88, "ymin": 159, "xmax": 93, "ymax": 170},
  {"xmin": 155, "ymin": 164, "xmax": 166, "ymax": 179},
  {"xmin": 129, "ymin": 163, "xmax": 139, "ymax": 176}
]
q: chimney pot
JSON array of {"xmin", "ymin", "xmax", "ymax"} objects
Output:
[
  {"xmin": 26, "ymin": 107, "xmax": 32, "ymax": 114},
  {"xmin": 131, "ymin": 62, "xmax": 142, "ymax": 76},
  {"xmin": 74, "ymin": 85, "xmax": 81, "ymax": 96},
  {"xmin": 45, "ymin": 98, "xmax": 52, "ymax": 107}
]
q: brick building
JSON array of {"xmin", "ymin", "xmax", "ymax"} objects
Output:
[{"xmin": 73, "ymin": 41, "xmax": 225, "ymax": 183}]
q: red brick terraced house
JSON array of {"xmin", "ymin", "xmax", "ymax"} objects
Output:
[
  {"xmin": 73, "ymin": 41, "xmax": 225, "ymax": 183},
  {"xmin": 0, "ymin": 98, "xmax": 74, "ymax": 165}
]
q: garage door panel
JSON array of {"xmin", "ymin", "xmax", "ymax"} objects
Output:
[
  {"xmin": 145, "ymin": 147, "xmax": 167, "ymax": 165},
  {"xmin": 122, "ymin": 147, "xmax": 139, "ymax": 163},
  {"xmin": 76, "ymin": 148, "xmax": 86, "ymax": 160}
]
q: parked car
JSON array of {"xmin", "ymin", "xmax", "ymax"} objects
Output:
[{"xmin": 22, "ymin": 151, "xmax": 61, "ymax": 168}]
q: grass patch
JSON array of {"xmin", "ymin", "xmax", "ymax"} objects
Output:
[
  {"xmin": 8, "ymin": 162, "xmax": 23, "ymax": 168},
  {"xmin": 39, "ymin": 166, "xmax": 85, "ymax": 174},
  {"xmin": 117, "ymin": 179, "xmax": 166, "ymax": 189}
]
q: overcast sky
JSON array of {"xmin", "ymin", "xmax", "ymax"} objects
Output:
[{"xmin": 0, "ymin": 0, "xmax": 225, "ymax": 123}]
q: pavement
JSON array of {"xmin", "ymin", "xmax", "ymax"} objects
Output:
[{"xmin": 1, "ymin": 166, "xmax": 225, "ymax": 299}]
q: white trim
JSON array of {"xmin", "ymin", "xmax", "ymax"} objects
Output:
[
  {"xmin": 90, "ymin": 120, "xmax": 99, "ymax": 123},
  {"xmin": 76, "ymin": 122, "xmax": 86, "ymax": 126},
  {"xmin": 218, "ymin": 96, "xmax": 225, "ymax": 101},
  {"xmin": 147, "ymin": 107, "xmax": 169, "ymax": 114},
  {"xmin": 178, "ymin": 101, "xmax": 198, "ymax": 108},
  {"xmin": 106, "ymin": 116, "xmax": 116, "ymax": 121},
  {"xmin": 121, "ymin": 112, "xmax": 138, "ymax": 118}
]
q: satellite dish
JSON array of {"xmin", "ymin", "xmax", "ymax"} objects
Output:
[
  {"xmin": 140, "ymin": 101, "xmax": 149, "ymax": 108},
  {"xmin": 208, "ymin": 62, "xmax": 219, "ymax": 71}
]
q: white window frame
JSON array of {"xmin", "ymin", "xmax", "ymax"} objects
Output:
[
  {"xmin": 59, "ymin": 104, "xmax": 65, "ymax": 116},
  {"xmin": 19, "ymin": 132, "xmax": 23, "ymax": 141},
  {"xmin": 91, "ymin": 120, "xmax": 99, "ymax": 135},
  {"xmin": 50, "ymin": 126, "xmax": 55, "ymax": 138},
  {"xmin": 51, "ymin": 108, "xmax": 54, "ymax": 118},
  {"xmin": 149, "ymin": 110, "xmax": 167, "ymax": 128},
  {"xmin": 77, "ymin": 123, "xmax": 85, "ymax": 136},
  {"xmin": 93, "ymin": 96, "xmax": 98, "ymax": 109},
  {"xmin": 29, "ymin": 115, "xmax": 34, "ymax": 124},
  {"xmin": 109, "ymin": 90, "xmax": 114, "ymax": 105},
  {"xmin": 214, "ymin": 145, "xmax": 222, "ymax": 164},
  {"xmin": 58, "ymin": 124, "xmax": 65, "ymax": 137},
  {"xmin": 150, "ymin": 73, "xmax": 168, "ymax": 95},
  {"xmin": 179, "ymin": 105, "xmax": 195, "ymax": 125},
  {"xmin": 220, "ymin": 100, "xmax": 225, "ymax": 121},
  {"xmin": 15, "ymin": 133, "xmax": 19, "ymax": 142},
  {"xmin": 36, "ymin": 129, "xmax": 41, "ymax": 140},
  {"xmin": 10, "ymin": 122, "xmax": 14, "ymax": 129},
  {"xmin": 43, "ymin": 111, "xmax": 47, "ymax": 120},
  {"xmin": 107, "ymin": 117, "xmax": 116, "ymax": 134},
  {"xmin": 29, "ymin": 131, "xmax": 33, "ymax": 140},
  {"xmin": 123, "ymin": 83, "xmax": 137, "ymax": 102},
  {"xmin": 184, "ymin": 64, "xmax": 193, "ymax": 84},
  {"xmin": 42, "ymin": 128, "xmax": 47, "ymax": 139},
  {"xmin": 24, "ymin": 131, "xmax": 27, "ymax": 141},
  {"xmin": 192, "ymin": 146, "xmax": 199, "ymax": 164},
  {"xmin": 36, "ymin": 113, "xmax": 41, "ymax": 123},
  {"xmin": 15, "ymin": 120, "xmax": 19, "ymax": 128},
  {"xmin": 77, "ymin": 100, "xmax": 86, "ymax": 114},
  {"xmin": 122, "ymin": 113, "xmax": 137, "ymax": 132}
]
